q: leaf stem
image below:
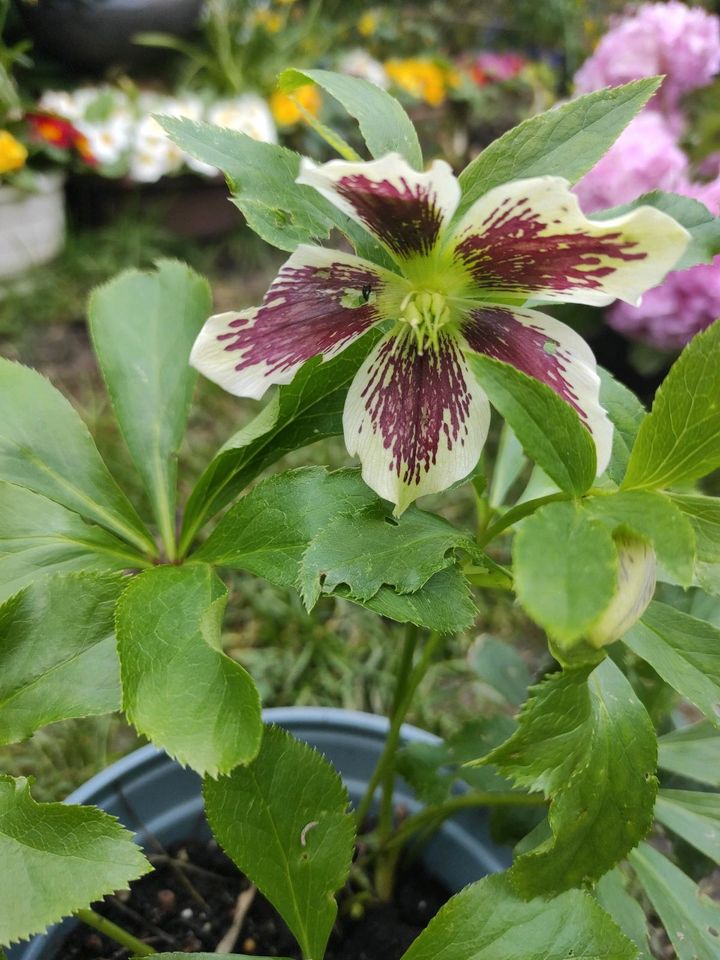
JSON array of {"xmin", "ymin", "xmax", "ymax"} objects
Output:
[
  {"xmin": 387, "ymin": 790, "xmax": 546, "ymax": 850},
  {"xmin": 75, "ymin": 907, "xmax": 158, "ymax": 956},
  {"xmin": 477, "ymin": 492, "xmax": 569, "ymax": 548}
]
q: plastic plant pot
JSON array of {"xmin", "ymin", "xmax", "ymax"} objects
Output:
[{"xmin": 8, "ymin": 706, "xmax": 511, "ymax": 959}]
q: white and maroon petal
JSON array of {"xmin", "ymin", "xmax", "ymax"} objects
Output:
[
  {"xmin": 297, "ymin": 153, "xmax": 460, "ymax": 262},
  {"xmin": 190, "ymin": 245, "xmax": 394, "ymax": 400},
  {"xmin": 343, "ymin": 329, "xmax": 490, "ymax": 514},
  {"xmin": 451, "ymin": 176, "xmax": 689, "ymax": 306},
  {"xmin": 462, "ymin": 304, "xmax": 613, "ymax": 475}
]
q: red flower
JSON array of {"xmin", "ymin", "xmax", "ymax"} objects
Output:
[{"xmin": 25, "ymin": 112, "xmax": 97, "ymax": 165}]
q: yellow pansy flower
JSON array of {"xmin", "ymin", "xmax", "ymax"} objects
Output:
[
  {"xmin": 0, "ymin": 130, "xmax": 28, "ymax": 174},
  {"xmin": 270, "ymin": 84, "xmax": 322, "ymax": 127},
  {"xmin": 385, "ymin": 59, "xmax": 448, "ymax": 107}
]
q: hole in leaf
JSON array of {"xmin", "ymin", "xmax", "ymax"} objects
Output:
[{"xmin": 709, "ymin": 926, "xmax": 719, "ymax": 937}]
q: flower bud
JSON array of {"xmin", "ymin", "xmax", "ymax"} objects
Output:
[{"xmin": 586, "ymin": 533, "xmax": 656, "ymax": 649}]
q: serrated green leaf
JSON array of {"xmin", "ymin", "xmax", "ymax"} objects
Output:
[
  {"xmin": 0, "ymin": 482, "xmax": 139, "ymax": 604},
  {"xmin": 658, "ymin": 722, "xmax": 720, "ymax": 787},
  {"xmin": 457, "ymin": 78, "xmax": 660, "ymax": 217},
  {"xmin": 0, "ymin": 359, "xmax": 154, "ymax": 556},
  {"xmin": 116, "ymin": 564, "xmax": 261, "ymax": 776},
  {"xmin": 0, "ymin": 776, "xmax": 150, "ymax": 945},
  {"xmin": 0, "ymin": 573, "xmax": 124, "ymax": 745},
  {"xmin": 596, "ymin": 868, "xmax": 651, "ymax": 960},
  {"xmin": 624, "ymin": 319, "xmax": 720, "ymax": 491},
  {"xmin": 400, "ymin": 872, "xmax": 637, "ymax": 960},
  {"xmin": 468, "ymin": 353, "xmax": 596, "ymax": 496},
  {"xmin": 346, "ymin": 565, "xmax": 477, "ymax": 633},
  {"xmin": 479, "ymin": 659, "xmax": 657, "ymax": 896},
  {"xmin": 669, "ymin": 493, "xmax": 720, "ymax": 596},
  {"xmin": 89, "ymin": 261, "xmax": 211, "ymax": 558},
  {"xmin": 300, "ymin": 501, "xmax": 477, "ymax": 608},
  {"xmin": 623, "ymin": 602, "xmax": 720, "ymax": 728},
  {"xmin": 592, "ymin": 191, "xmax": 720, "ymax": 271},
  {"xmin": 629, "ymin": 842, "xmax": 720, "ymax": 960},
  {"xmin": 469, "ymin": 635, "xmax": 531, "ymax": 706},
  {"xmin": 655, "ymin": 788, "xmax": 720, "ymax": 864},
  {"xmin": 598, "ymin": 368, "xmax": 646, "ymax": 486},
  {"xmin": 196, "ymin": 467, "xmax": 375, "ymax": 584},
  {"xmin": 204, "ymin": 724, "xmax": 355, "ymax": 960},
  {"xmin": 513, "ymin": 500, "xmax": 617, "ymax": 644},
  {"xmin": 158, "ymin": 117, "xmax": 386, "ymax": 263},
  {"xmin": 180, "ymin": 330, "xmax": 381, "ymax": 555},
  {"xmin": 279, "ymin": 68, "xmax": 422, "ymax": 168},
  {"xmin": 586, "ymin": 490, "xmax": 695, "ymax": 586}
]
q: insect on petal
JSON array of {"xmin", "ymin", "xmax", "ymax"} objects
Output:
[{"xmin": 190, "ymin": 245, "xmax": 395, "ymax": 400}]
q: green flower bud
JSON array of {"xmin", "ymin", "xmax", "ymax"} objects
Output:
[{"xmin": 586, "ymin": 533, "xmax": 656, "ymax": 649}]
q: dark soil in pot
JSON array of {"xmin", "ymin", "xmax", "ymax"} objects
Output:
[{"xmin": 60, "ymin": 835, "xmax": 449, "ymax": 960}]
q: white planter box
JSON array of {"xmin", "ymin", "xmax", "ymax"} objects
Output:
[{"xmin": 0, "ymin": 172, "xmax": 66, "ymax": 280}]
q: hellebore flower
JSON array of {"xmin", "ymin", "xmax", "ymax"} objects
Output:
[{"xmin": 191, "ymin": 154, "xmax": 688, "ymax": 512}]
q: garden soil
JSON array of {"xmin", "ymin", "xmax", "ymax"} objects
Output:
[{"xmin": 60, "ymin": 836, "xmax": 449, "ymax": 960}]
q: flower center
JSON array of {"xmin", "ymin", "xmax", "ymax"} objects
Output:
[{"xmin": 398, "ymin": 290, "xmax": 451, "ymax": 354}]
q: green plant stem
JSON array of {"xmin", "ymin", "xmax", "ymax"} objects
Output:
[
  {"xmin": 477, "ymin": 492, "xmax": 569, "ymax": 548},
  {"xmin": 75, "ymin": 908, "xmax": 158, "ymax": 956},
  {"xmin": 388, "ymin": 791, "xmax": 546, "ymax": 851},
  {"xmin": 354, "ymin": 625, "xmax": 420, "ymax": 831}
]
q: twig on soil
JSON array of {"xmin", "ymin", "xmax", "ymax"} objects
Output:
[{"xmin": 215, "ymin": 884, "xmax": 257, "ymax": 954}]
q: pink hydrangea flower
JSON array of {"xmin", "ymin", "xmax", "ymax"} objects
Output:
[
  {"xmin": 575, "ymin": 1, "xmax": 720, "ymax": 116},
  {"xmin": 573, "ymin": 112, "xmax": 688, "ymax": 214},
  {"xmin": 190, "ymin": 155, "xmax": 688, "ymax": 510},
  {"xmin": 609, "ymin": 179, "xmax": 720, "ymax": 350}
]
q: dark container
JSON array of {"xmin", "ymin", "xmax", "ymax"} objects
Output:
[{"xmin": 8, "ymin": 706, "xmax": 511, "ymax": 959}]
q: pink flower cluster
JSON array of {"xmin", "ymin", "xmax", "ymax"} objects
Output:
[
  {"xmin": 575, "ymin": 1, "xmax": 720, "ymax": 124},
  {"xmin": 573, "ymin": 2, "xmax": 720, "ymax": 350}
]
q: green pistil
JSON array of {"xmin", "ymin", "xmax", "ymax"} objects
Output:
[{"xmin": 399, "ymin": 290, "xmax": 451, "ymax": 355}]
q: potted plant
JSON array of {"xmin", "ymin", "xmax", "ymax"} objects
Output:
[{"xmin": 2, "ymin": 70, "xmax": 720, "ymax": 960}]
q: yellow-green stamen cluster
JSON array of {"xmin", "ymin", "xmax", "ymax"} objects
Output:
[{"xmin": 399, "ymin": 290, "xmax": 451, "ymax": 354}]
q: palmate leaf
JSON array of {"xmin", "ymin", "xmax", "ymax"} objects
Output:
[
  {"xmin": 0, "ymin": 482, "xmax": 139, "ymax": 604},
  {"xmin": 457, "ymin": 78, "xmax": 660, "ymax": 216},
  {"xmin": 655, "ymin": 789, "xmax": 720, "ymax": 864},
  {"xmin": 596, "ymin": 868, "xmax": 651, "ymax": 960},
  {"xmin": 623, "ymin": 318, "xmax": 720, "ymax": 491},
  {"xmin": 0, "ymin": 573, "xmax": 124, "ymax": 745},
  {"xmin": 0, "ymin": 776, "xmax": 150, "ymax": 946},
  {"xmin": 180, "ymin": 329, "xmax": 381, "ymax": 555},
  {"xmin": 585, "ymin": 490, "xmax": 695, "ymax": 586},
  {"xmin": 204, "ymin": 725, "xmax": 355, "ymax": 960},
  {"xmin": 623, "ymin": 602, "xmax": 720, "ymax": 728},
  {"xmin": 629, "ymin": 842, "xmax": 720, "ymax": 960},
  {"xmin": 513, "ymin": 500, "xmax": 618, "ymax": 645},
  {"xmin": 195, "ymin": 467, "xmax": 376, "ymax": 585},
  {"xmin": 0, "ymin": 359, "xmax": 154, "ymax": 556},
  {"xmin": 158, "ymin": 117, "xmax": 386, "ymax": 264},
  {"xmin": 598, "ymin": 368, "xmax": 646, "ymax": 486},
  {"xmin": 468, "ymin": 353, "xmax": 596, "ymax": 496},
  {"xmin": 299, "ymin": 501, "xmax": 478, "ymax": 609},
  {"xmin": 399, "ymin": 873, "xmax": 636, "ymax": 960},
  {"xmin": 657, "ymin": 721, "xmax": 720, "ymax": 787},
  {"xmin": 278, "ymin": 68, "xmax": 423, "ymax": 168},
  {"xmin": 116, "ymin": 564, "xmax": 261, "ymax": 776},
  {"xmin": 670, "ymin": 493, "xmax": 720, "ymax": 596},
  {"xmin": 478, "ymin": 659, "xmax": 657, "ymax": 897},
  {"xmin": 89, "ymin": 260, "xmax": 211, "ymax": 558}
]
